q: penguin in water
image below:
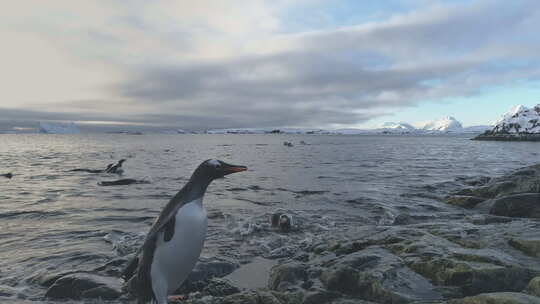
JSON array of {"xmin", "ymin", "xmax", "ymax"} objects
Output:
[
  {"xmin": 122, "ymin": 159, "xmax": 247, "ymax": 304},
  {"xmin": 106, "ymin": 159, "xmax": 126, "ymax": 174},
  {"xmin": 1, "ymin": 172, "xmax": 13, "ymax": 179}
]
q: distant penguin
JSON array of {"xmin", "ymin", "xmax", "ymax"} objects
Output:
[
  {"xmin": 106, "ymin": 159, "xmax": 126, "ymax": 174},
  {"xmin": 1, "ymin": 172, "xmax": 13, "ymax": 179},
  {"xmin": 122, "ymin": 159, "xmax": 247, "ymax": 304}
]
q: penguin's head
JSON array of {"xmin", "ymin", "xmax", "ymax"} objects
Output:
[
  {"xmin": 193, "ymin": 159, "xmax": 247, "ymax": 182},
  {"xmin": 118, "ymin": 159, "xmax": 126, "ymax": 165}
]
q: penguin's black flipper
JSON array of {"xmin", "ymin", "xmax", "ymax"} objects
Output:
[
  {"xmin": 122, "ymin": 256, "xmax": 139, "ymax": 281},
  {"xmin": 163, "ymin": 216, "xmax": 176, "ymax": 242}
]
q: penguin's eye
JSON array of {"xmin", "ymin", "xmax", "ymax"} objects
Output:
[{"xmin": 215, "ymin": 164, "xmax": 222, "ymax": 169}]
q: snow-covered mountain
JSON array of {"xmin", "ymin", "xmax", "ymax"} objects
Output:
[
  {"xmin": 380, "ymin": 122, "xmax": 416, "ymax": 131},
  {"xmin": 38, "ymin": 122, "xmax": 80, "ymax": 134},
  {"xmin": 421, "ymin": 116, "xmax": 463, "ymax": 132},
  {"xmin": 489, "ymin": 104, "xmax": 540, "ymax": 134}
]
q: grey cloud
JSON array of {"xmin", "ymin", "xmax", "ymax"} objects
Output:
[{"xmin": 110, "ymin": 0, "xmax": 540, "ymax": 129}]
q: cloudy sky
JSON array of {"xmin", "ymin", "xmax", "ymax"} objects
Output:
[{"xmin": 1, "ymin": 0, "xmax": 540, "ymax": 131}]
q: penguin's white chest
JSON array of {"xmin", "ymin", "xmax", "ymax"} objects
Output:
[{"xmin": 151, "ymin": 199, "xmax": 207, "ymax": 293}]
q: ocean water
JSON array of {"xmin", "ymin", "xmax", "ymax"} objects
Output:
[{"xmin": 0, "ymin": 133, "xmax": 539, "ymax": 302}]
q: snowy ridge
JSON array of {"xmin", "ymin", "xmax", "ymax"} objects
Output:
[
  {"xmin": 38, "ymin": 122, "xmax": 80, "ymax": 134},
  {"xmin": 490, "ymin": 104, "xmax": 540, "ymax": 134},
  {"xmin": 421, "ymin": 116, "xmax": 463, "ymax": 132}
]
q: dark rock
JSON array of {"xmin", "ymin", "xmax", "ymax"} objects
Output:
[
  {"xmin": 449, "ymin": 292, "xmax": 540, "ymax": 304},
  {"xmin": 177, "ymin": 257, "xmax": 240, "ymax": 294},
  {"xmin": 490, "ymin": 193, "xmax": 540, "ymax": 218},
  {"xmin": 444, "ymin": 196, "xmax": 485, "ymax": 209},
  {"xmin": 31, "ymin": 270, "xmax": 82, "ymax": 287},
  {"xmin": 509, "ymin": 239, "xmax": 540, "ymax": 257},
  {"xmin": 45, "ymin": 272, "xmax": 121, "ymax": 300},
  {"xmin": 268, "ymin": 263, "xmax": 308, "ymax": 291}
]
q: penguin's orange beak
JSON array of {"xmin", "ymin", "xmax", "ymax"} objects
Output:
[{"xmin": 222, "ymin": 163, "xmax": 248, "ymax": 175}]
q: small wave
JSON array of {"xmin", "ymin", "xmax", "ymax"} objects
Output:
[{"xmin": 0, "ymin": 210, "xmax": 66, "ymax": 219}]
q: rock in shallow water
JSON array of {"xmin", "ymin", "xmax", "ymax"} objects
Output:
[
  {"xmin": 175, "ymin": 257, "xmax": 240, "ymax": 294},
  {"xmin": 509, "ymin": 239, "xmax": 540, "ymax": 257},
  {"xmin": 526, "ymin": 277, "xmax": 540, "ymax": 297},
  {"xmin": 490, "ymin": 193, "xmax": 540, "ymax": 218},
  {"xmin": 45, "ymin": 272, "xmax": 121, "ymax": 300},
  {"xmin": 444, "ymin": 195, "xmax": 486, "ymax": 209}
]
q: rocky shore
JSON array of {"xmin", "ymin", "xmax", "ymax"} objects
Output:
[
  {"xmin": 35, "ymin": 164, "xmax": 540, "ymax": 304},
  {"xmin": 472, "ymin": 133, "xmax": 540, "ymax": 141}
]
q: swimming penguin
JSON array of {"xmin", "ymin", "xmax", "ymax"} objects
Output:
[
  {"xmin": 1, "ymin": 172, "xmax": 13, "ymax": 179},
  {"xmin": 122, "ymin": 159, "xmax": 247, "ymax": 304},
  {"xmin": 106, "ymin": 159, "xmax": 126, "ymax": 174}
]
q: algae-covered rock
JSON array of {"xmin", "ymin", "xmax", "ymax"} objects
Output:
[
  {"xmin": 268, "ymin": 262, "xmax": 308, "ymax": 291},
  {"xmin": 449, "ymin": 292, "xmax": 540, "ymax": 304},
  {"xmin": 526, "ymin": 277, "xmax": 540, "ymax": 297},
  {"xmin": 320, "ymin": 248, "xmax": 441, "ymax": 303},
  {"xmin": 445, "ymin": 196, "xmax": 486, "ymax": 209},
  {"xmin": 509, "ymin": 239, "xmax": 540, "ymax": 257}
]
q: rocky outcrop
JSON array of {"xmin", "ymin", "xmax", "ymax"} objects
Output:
[
  {"xmin": 44, "ymin": 272, "xmax": 122, "ymax": 300},
  {"xmin": 473, "ymin": 104, "xmax": 540, "ymax": 141}
]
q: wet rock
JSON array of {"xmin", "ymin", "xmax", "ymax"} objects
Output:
[
  {"xmin": 220, "ymin": 291, "xmax": 259, "ymax": 304},
  {"xmin": 268, "ymin": 262, "xmax": 308, "ymax": 291},
  {"xmin": 202, "ymin": 278, "xmax": 240, "ymax": 297},
  {"xmin": 44, "ymin": 272, "xmax": 121, "ymax": 300},
  {"xmin": 177, "ymin": 257, "xmax": 240, "ymax": 294},
  {"xmin": 410, "ymin": 258, "xmax": 537, "ymax": 296},
  {"xmin": 320, "ymin": 248, "xmax": 442, "ymax": 303},
  {"xmin": 490, "ymin": 193, "xmax": 540, "ymax": 218},
  {"xmin": 303, "ymin": 288, "xmax": 340, "ymax": 304},
  {"xmin": 509, "ymin": 239, "xmax": 540, "ymax": 257},
  {"xmin": 93, "ymin": 256, "xmax": 129, "ymax": 276},
  {"xmin": 265, "ymin": 246, "xmax": 298, "ymax": 259},
  {"xmin": 448, "ymin": 292, "xmax": 540, "ymax": 304},
  {"xmin": 467, "ymin": 165, "xmax": 540, "ymax": 199},
  {"xmin": 31, "ymin": 270, "xmax": 82, "ymax": 287},
  {"xmin": 526, "ymin": 277, "xmax": 540, "ymax": 297},
  {"xmin": 444, "ymin": 195, "xmax": 486, "ymax": 209}
]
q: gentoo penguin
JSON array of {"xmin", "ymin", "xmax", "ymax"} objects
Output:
[
  {"xmin": 122, "ymin": 159, "xmax": 247, "ymax": 304},
  {"xmin": 1, "ymin": 172, "xmax": 13, "ymax": 179},
  {"xmin": 106, "ymin": 159, "xmax": 126, "ymax": 174}
]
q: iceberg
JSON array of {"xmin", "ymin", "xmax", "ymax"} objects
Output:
[{"xmin": 39, "ymin": 122, "xmax": 80, "ymax": 134}]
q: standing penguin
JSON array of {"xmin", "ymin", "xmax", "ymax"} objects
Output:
[{"xmin": 122, "ymin": 159, "xmax": 247, "ymax": 304}]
